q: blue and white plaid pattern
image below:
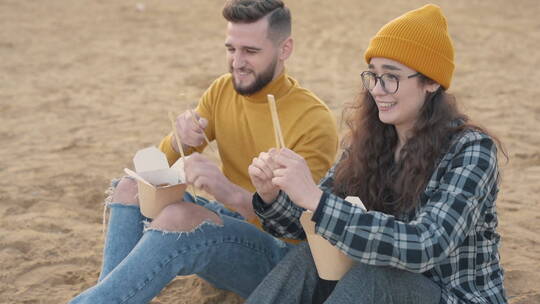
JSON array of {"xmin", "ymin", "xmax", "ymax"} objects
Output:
[{"xmin": 253, "ymin": 130, "xmax": 507, "ymax": 304}]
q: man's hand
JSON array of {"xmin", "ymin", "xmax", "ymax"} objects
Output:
[
  {"xmin": 171, "ymin": 110, "xmax": 208, "ymax": 152},
  {"xmin": 248, "ymin": 149, "xmax": 280, "ymax": 203},
  {"xmin": 184, "ymin": 153, "xmax": 229, "ymax": 197},
  {"xmin": 184, "ymin": 153, "xmax": 255, "ymax": 219}
]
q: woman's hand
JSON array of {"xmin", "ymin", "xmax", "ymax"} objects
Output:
[
  {"xmin": 272, "ymin": 148, "xmax": 322, "ymax": 211},
  {"xmin": 248, "ymin": 149, "xmax": 281, "ymax": 203}
]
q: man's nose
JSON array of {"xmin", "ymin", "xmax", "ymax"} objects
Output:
[{"xmin": 231, "ymin": 53, "xmax": 245, "ymax": 69}]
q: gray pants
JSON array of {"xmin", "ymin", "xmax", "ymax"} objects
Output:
[{"xmin": 245, "ymin": 243, "xmax": 441, "ymax": 304}]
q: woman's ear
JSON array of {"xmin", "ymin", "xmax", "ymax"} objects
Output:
[{"xmin": 425, "ymin": 82, "xmax": 440, "ymax": 93}]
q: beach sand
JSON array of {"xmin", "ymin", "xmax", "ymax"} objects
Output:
[{"xmin": 1, "ymin": 0, "xmax": 539, "ymax": 303}]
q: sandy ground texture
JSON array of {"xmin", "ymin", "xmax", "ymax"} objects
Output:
[{"xmin": 1, "ymin": 0, "xmax": 539, "ymax": 303}]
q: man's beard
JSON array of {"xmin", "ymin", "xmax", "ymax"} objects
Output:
[{"xmin": 230, "ymin": 58, "xmax": 277, "ymax": 96}]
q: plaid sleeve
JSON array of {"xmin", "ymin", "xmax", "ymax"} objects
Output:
[
  {"xmin": 252, "ymin": 191, "xmax": 306, "ymax": 239},
  {"xmin": 314, "ymin": 131, "xmax": 499, "ymax": 273},
  {"xmin": 252, "ymin": 162, "xmax": 340, "ymax": 239}
]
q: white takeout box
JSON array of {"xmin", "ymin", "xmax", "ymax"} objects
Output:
[
  {"xmin": 124, "ymin": 146, "xmax": 187, "ymax": 219},
  {"xmin": 299, "ymin": 196, "xmax": 365, "ymax": 280}
]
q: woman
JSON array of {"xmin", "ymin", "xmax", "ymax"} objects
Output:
[{"xmin": 246, "ymin": 4, "xmax": 507, "ymax": 304}]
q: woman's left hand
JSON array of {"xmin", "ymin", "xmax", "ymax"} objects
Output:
[{"xmin": 272, "ymin": 148, "xmax": 323, "ymax": 211}]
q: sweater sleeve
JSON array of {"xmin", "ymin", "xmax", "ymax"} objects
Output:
[
  {"xmin": 291, "ymin": 107, "xmax": 338, "ymax": 184},
  {"xmin": 158, "ymin": 76, "xmax": 223, "ymax": 165}
]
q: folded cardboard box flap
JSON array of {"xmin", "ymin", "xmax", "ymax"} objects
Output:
[
  {"xmin": 138, "ymin": 168, "xmax": 179, "ymax": 186},
  {"xmin": 127, "ymin": 146, "xmax": 187, "ymax": 218},
  {"xmin": 132, "ymin": 146, "xmax": 185, "ymax": 186},
  {"xmin": 134, "ymin": 146, "xmax": 169, "ymax": 172}
]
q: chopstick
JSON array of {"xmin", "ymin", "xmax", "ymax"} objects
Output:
[
  {"xmin": 267, "ymin": 94, "xmax": 285, "ymax": 149},
  {"xmin": 168, "ymin": 111, "xmax": 198, "ymax": 195},
  {"xmin": 168, "ymin": 111, "xmax": 186, "ymax": 159},
  {"xmin": 189, "ymin": 109, "xmax": 215, "ymax": 152},
  {"xmin": 123, "ymin": 168, "xmax": 153, "ymax": 187}
]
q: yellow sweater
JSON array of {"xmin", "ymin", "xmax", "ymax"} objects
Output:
[{"xmin": 159, "ymin": 72, "xmax": 338, "ymax": 240}]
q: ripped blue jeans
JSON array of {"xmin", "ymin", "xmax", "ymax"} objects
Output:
[{"xmin": 69, "ymin": 191, "xmax": 293, "ymax": 303}]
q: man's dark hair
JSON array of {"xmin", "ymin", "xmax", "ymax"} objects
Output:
[{"xmin": 222, "ymin": 0, "xmax": 291, "ymax": 43}]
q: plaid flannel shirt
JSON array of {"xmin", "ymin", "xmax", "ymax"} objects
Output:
[{"xmin": 253, "ymin": 130, "xmax": 507, "ymax": 304}]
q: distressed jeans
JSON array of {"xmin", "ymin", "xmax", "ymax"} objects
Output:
[{"xmin": 69, "ymin": 192, "xmax": 293, "ymax": 303}]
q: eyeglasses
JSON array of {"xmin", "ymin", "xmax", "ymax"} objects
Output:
[{"xmin": 360, "ymin": 71, "xmax": 421, "ymax": 94}]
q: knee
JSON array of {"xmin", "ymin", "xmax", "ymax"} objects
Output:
[
  {"xmin": 111, "ymin": 177, "xmax": 139, "ymax": 206},
  {"xmin": 150, "ymin": 202, "xmax": 222, "ymax": 232}
]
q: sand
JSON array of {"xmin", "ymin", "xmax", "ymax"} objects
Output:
[{"xmin": 1, "ymin": 0, "xmax": 539, "ymax": 303}]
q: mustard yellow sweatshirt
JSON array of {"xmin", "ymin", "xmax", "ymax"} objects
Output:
[{"xmin": 159, "ymin": 72, "xmax": 338, "ymax": 238}]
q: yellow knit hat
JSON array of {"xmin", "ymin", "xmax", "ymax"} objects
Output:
[{"xmin": 364, "ymin": 4, "xmax": 455, "ymax": 89}]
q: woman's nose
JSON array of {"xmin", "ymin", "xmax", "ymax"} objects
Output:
[{"xmin": 370, "ymin": 79, "xmax": 387, "ymax": 96}]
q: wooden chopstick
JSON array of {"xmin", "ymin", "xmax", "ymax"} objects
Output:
[
  {"xmin": 123, "ymin": 168, "xmax": 153, "ymax": 187},
  {"xmin": 168, "ymin": 111, "xmax": 186, "ymax": 159},
  {"xmin": 168, "ymin": 111, "xmax": 198, "ymax": 196},
  {"xmin": 189, "ymin": 109, "xmax": 215, "ymax": 152},
  {"xmin": 267, "ymin": 94, "xmax": 285, "ymax": 149}
]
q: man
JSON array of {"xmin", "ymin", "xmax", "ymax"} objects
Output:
[{"xmin": 70, "ymin": 1, "xmax": 338, "ymax": 303}]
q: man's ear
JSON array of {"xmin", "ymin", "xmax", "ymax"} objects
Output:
[{"xmin": 279, "ymin": 37, "xmax": 293, "ymax": 61}]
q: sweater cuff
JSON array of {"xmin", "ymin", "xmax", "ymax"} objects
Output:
[{"xmin": 158, "ymin": 134, "xmax": 181, "ymax": 165}]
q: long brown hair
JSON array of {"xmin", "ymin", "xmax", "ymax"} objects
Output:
[{"xmin": 333, "ymin": 76, "xmax": 500, "ymax": 215}]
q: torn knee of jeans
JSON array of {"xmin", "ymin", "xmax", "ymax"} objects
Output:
[
  {"xmin": 104, "ymin": 177, "xmax": 133, "ymax": 205},
  {"xmin": 103, "ymin": 179, "xmax": 120, "ymax": 205},
  {"xmin": 144, "ymin": 218, "xmax": 224, "ymax": 235}
]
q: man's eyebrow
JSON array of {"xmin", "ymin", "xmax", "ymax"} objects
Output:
[{"xmin": 224, "ymin": 43, "xmax": 262, "ymax": 51}]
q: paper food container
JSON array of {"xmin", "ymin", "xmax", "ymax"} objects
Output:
[
  {"xmin": 124, "ymin": 146, "xmax": 187, "ymax": 219},
  {"xmin": 300, "ymin": 196, "xmax": 365, "ymax": 280}
]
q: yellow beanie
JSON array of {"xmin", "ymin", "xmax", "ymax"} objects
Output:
[{"xmin": 364, "ymin": 4, "xmax": 455, "ymax": 89}]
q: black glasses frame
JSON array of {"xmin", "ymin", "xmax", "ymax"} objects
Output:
[{"xmin": 361, "ymin": 71, "xmax": 421, "ymax": 94}]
